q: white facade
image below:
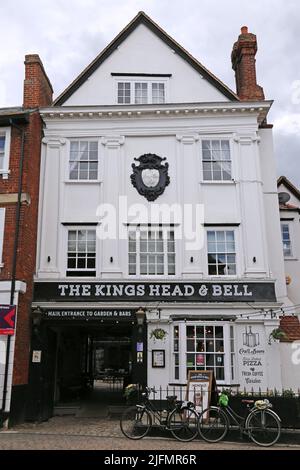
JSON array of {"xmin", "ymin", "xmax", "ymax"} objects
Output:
[{"xmin": 35, "ymin": 14, "xmax": 292, "ymax": 394}]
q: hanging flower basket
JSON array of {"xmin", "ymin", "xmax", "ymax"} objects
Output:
[
  {"xmin": 268, "ymin": 328, "xmax": 286, "ymax": 344},
  {"xmin": 150, "ymin": 328, "xmax": 168, "ymax": 341}
]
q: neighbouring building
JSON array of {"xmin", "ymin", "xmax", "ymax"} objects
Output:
[
  {"xmin": 276, "ymin": 176, "xmax": 300, "ymax": 391},
  {"xmin": 0, "ymin": 55, "xmax": 53, "ymax": 425},
  {"xmin": 24, "ymin": 12, "xmax": 297, "ymax": 421},
  {"xmin": 277, "ymin": 175, "xmax": 300, "ymax": 307}
]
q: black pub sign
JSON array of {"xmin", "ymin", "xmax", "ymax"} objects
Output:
[{"xmin": 34, "ymin": 281, "xmax": 276, "ymax": 303}]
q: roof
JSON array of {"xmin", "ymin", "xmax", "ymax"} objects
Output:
[
  {"xmin": 277, "ymin": 176, "xmax": 300, "ymax": 202},
  {"xmin": 0, "ymin": 107, "xmax": 30, "ymax": 125},
  {"xmin": 54, "ymin": 11, "xmax": 239, "ymax": 106},
  {"xmin": 279, "ymin": 316, "xmax": 300, "ymax": 342}
]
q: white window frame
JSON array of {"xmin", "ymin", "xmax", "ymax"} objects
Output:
[
  {"xmin": 280, "ymin": 222, "xmax": 293, "ymax": 258},
  {"xmin": 115, "ymin": 78, "xmax": 169, "ymax": 105},
  {"xmin": 0, "ymin": 127, "xmax": 11, "ymax": 179},
  {"xmin": 0, "ymin": 208, "xmax": 5, "ymax": 268},
  {"xmin": 205, "ymin": 227, "xmax": 239, "ymax": 278},
  {"xmin": 127, "ymin": 225, "xmax": 176, "ymax": 278},
  {"xmin": 200, "ymin": 137, "xmax": 234, "ymax": 183},
  {"xmin": 66, "ymin": 139, "xmax": 100, "ymax": 183},
  {"xmin": 171, "ymin": 321, "xmax": 233, "ymax": 385},
  {"xmin": 64, "ymin": 226, "xmax": 97, "ymax": 278}
]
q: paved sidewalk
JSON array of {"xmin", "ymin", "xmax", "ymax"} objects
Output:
[{"xmin": 0, "ymin": 416, "xmax": 299, "ymax": 450}]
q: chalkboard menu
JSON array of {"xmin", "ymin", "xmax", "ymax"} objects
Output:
[{"xmin": 186, "ymin": 370, "xmax": 213, "ymax": 413}]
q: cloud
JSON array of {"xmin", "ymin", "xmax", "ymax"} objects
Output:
[{"xmin": 0, "ymin": 0, "xmax": 299, "ymax": 185}]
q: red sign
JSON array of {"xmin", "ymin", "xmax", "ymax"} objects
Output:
[{"xmin": 0, "ymin": 305, "xmax": 16, "ymax": 335}]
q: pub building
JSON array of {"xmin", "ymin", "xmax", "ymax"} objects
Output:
[{"xmin": 26, "ymin": 13, "xmax": 292, "ymax": 420}]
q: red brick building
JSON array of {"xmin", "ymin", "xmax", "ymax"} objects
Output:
[{"xmin": 0, "ymin": 55, "xmax": 52, "ymax": 425}]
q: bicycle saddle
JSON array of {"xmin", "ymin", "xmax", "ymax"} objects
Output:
[
  {"xmin": 241, "ymin": 399, "xmax": 255, "ymax": 404},
  {"xmin": 166, "ymin": 395, "xmax": 177, "ymax": 401}
]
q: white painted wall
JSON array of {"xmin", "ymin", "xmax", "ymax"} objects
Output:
[
  {"xmin": 37, "ymin": 111, "xmax": 280, "ymax": 285},
  {"xmin": 63, "ymin": 24, "xmax": 229, "ymax": 106},
  {"xmin": 279, "ymin": 342, "xmax": 300, "ymax": 391},
  {"xmin": 277, "ymin": 183, "xmax": 300, "ymax": 306},
  {"xmin": 259, "ymin": 128, "xmax": 289, "ymax": 304}
]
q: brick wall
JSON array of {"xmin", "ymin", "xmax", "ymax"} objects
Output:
[
  {"xmin": 231, "ymin": 26, "xmax": 265, "ymax": 101},
  {"xmin": 0, "ymin": 56, "xmax": 52, "ymax": 388}
]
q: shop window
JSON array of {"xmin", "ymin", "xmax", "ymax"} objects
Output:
[
  {"xmin": 173, "ymin": 325, "xmax": 180, "ymax": 380},
  {"xmin": 207, "ymin": 230, "xmax": 236, "ymax": 275},
  {"xmin": 69, "ymin": 140, "xmax": 98, "ymax": 180},
  {"xmin": 128, "ymin": 226, "xmax": 175, "ymax": 276},
  {"xmin": 67, "ymin": 229, "xmax": 96, "ymax": 277},
  {"xmin": 186, "ymin": 324, "xmax": 225, "ymax": 381}
]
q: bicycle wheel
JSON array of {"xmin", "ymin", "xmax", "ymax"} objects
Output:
[
  {"xmin": 168, "ymin": 407, "xmax": 199, "ymax": 442},
  {"xmin": 246, "ymin": 409, "xmax": 281, "ymax": 447},
  {"xmin": 120, "ymin": 406, "xmax": 152, "ymax": 439},
  {"xmin": 198, "ymin": 406, "xmax": 229, "ymax": 443}
]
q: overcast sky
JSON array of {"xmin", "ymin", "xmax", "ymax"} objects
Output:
[{"xmin": 0, "ymin": 0, "xmax": 299, "ymax": 187}]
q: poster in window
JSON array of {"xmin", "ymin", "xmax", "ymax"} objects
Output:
[
  {"xmin": 186, "ymin": 370, "xmax": 213, "ymax": 414},
  {"xmin": 196, "ymin": 353, "xmax": 205, "ymax": 366},
  {"xmin": 152, "ymin": 350, "xmax": 165, "ymax": 368}
]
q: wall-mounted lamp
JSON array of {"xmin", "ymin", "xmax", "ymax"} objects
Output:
[
  {"xmin": 47, "ymin": 256, "xmax": 51, "ymax": 263},
  {"xmin": 31, "ymin": 306, "xmax": 43, "ymax": 328},
  {"xmin": 136, "ymin": 307, "xmax": 146, "ymax": 333},
  {"xmin": 253, "ymin": 257, "xmax": 256, "ymax": 263},
  {"xmin": 190, "ymin": 257, "xmax": 194, "ymax": 263},
  {"xmin": 110, "ymin": 257, "xmax": 113, "ymax": 263}
]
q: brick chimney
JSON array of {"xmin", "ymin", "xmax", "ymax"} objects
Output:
[
  {"xmin": 23, "ymin": 54, "xmax": 53, "ymax": 108},
  {"xmin": 231, "ymin": 26, "xmax": 265, "ymax": 101}
]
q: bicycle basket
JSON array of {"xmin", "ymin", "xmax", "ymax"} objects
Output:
[
  {"xmin": 254, "ymin": 399, "xmax": 271, "ymax": 410},
  {"xmin": 218, "ymin": 393, "xmax": 229, "ymax": 407}
]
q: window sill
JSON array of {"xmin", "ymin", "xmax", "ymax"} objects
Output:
[
  {"xmin": 64, "ymin": 180, "xmax": 102, "ymax": 184},
  {"xmin": 0, "ymin": 170, "xmax": 10, "ymax": 179},
  {"xmin": 200, "ymin": 180, "xmax": 236, "ymax": 185},
  {"xmin": 284, "ymin": 257, "xmax": 298, "ymax": 261}
]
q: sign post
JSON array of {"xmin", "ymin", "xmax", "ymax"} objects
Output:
[{"xmin": 186, "ymin": 370, "xmax": 214, "ymax": 414}]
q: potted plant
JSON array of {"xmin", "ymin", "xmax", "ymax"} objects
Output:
[
  {"xmin": 150, "ymin": 328, "xmax": 168, "ymax": 341},
  {"xmin": 268, "ymin": 328, "xmax": 286, "ymax": 344},
  {"xmin": 124, "ymin": 383, "xmax": 138, "ymax": 404}
]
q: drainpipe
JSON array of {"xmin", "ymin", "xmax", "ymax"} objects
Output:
[{"xmin": 1, "ymin": 119, "xmax": 26, "ymax": 425}]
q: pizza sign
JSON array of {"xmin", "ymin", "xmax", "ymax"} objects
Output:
[{"xmin": 0, "ymin": 305, "xmax": 16, "ymax": 335}]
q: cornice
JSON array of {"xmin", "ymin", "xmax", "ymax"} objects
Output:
[{"xmin": 40, "ymin": 101, "xmax": 272, "ymax": 125}]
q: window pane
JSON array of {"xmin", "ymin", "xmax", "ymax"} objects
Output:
[{"xmin": 202, "ymin": 140, "xmax": 231, "ymax": 180}]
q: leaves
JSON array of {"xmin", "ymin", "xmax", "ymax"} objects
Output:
[{"xmin": 150, "ymin": 328, "xmax": 167, "ymax": 341}]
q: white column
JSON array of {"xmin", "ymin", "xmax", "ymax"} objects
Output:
[
  {"xmin": 100, "ymin": 135, "xmax": 125, "ymax": 278},
  {"xmin": 38, "ymin": 137, "xmax": 66, "ymax": 278},
  {"xmin": 176, "ymin": 134, "xmax": 203, "ymax": 278},
  {"xmin": 235, "ymin": 133, "xmax": 268, "ymax": 277}
]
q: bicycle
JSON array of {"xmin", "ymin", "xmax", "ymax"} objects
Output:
[
  {"xmin": 120, "ymin": 386, "xmax": 199, "ymax": 442},
  {"xmin": 197, "ymin": 393, "xmax": 281, "ymax": 447}
]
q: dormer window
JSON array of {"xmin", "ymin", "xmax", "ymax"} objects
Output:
[{"xmin": 116, "ymin": 79, "xmax": 167, "ymax": 104}]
